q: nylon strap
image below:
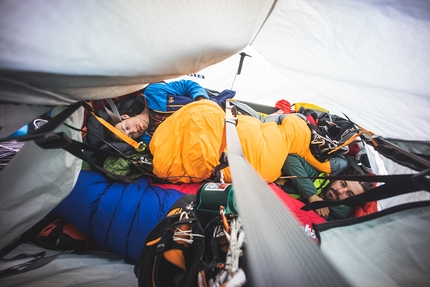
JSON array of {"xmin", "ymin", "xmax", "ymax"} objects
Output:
[
  {"xmin": 0, "ymin": 102, "xmax": 82, "ymax": 143},
  {"xmin": 34, "ymin": 131, "xmax": 136, "ymax": 184},
  {"xmin": 222, "ymin": 100, "xmax": 349, "ymax": 286},
  {"xmin": 302, "ymin": 168, "xmax": 430, "ymax": 211},
  {"xmin": 327, "ymin": 130, "xmax": 364, "ymax": 155},
  {"xmin": 105, "ymin": 98, "xmax": 122, "ymax": 121},
  {"xmin": 84, "ymin": 101, "xmax": 146, "ymax": 152},
  {"xmin": 0, "ymin": 251, "xmax": 66, "ymax": 278},
  {"xmin": 0, "ymin": 101, "xmax": 138, "ymax": 184},
  {"xmin": 98, "ymin": 99, "xmax": 122, "ymax": 125}
]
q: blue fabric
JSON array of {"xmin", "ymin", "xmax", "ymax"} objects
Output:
[
  {"xmin": 141, "ymin": 83, "xmax": 235, "ymax": 144},
  {"xmin": 140, "ymin": 80, "xmax": 210, "ymax": 144},
  {"xmin": 50, "ymin": 170, "xmax": 186, "ymax": 263},
  {"xmin": 144, "ymin": 80, "xmax": 209, "ymax": 112}
]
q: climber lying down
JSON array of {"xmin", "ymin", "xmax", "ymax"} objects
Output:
[{"xmin": 145, "ymin": 99, "xmax": 332, "ymax": 183}]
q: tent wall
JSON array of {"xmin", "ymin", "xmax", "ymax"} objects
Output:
[
  {"xmin": 0, "ymin": 107, "xmax": 83, "ymax": 250},
  {"xmin": 170, "ymin": 0, "xmax": 430, "ymax": 144},
  {"xmin": 0, "ymin": 0, "xmax": 275, "ymax": 137},
  {"xmin": 0, "ymin": 1, "xmax": 430, "ymax": 285},
  {"xmin": 318, "ymin": 202, "xmax": 430, "ymax": 286},
  {"xmin": 251, "ymin": 0, "xmax": 430, "ymax": 142}
]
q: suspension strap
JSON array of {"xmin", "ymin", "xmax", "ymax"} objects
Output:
[
  {"xmin": 0, "ymin": 101, "xmax": 138, "ymax": 184},
  {"xmin": 221, "ymin": 100, "xmax": 349, "ymax": 286},
  {"xmin": 302, "ymin": 168, "xmax": 430, "ymax": 211}
]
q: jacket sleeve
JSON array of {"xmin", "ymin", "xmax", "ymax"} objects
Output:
[
  {"xmin": 170, "ymin": 79, "xmax": 209, "ymax": 100},
  {"xmin": 144, "ymin": 80, "xmax": 209, "ymax": 111},
  {"xmin": 281, "ymin": 154, "xmax": 320, "ymax": 199}
]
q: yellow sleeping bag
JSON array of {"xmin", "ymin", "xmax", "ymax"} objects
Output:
[{"xmin": 150, "ymin": 100, "xmax": 330, "ymax": 183}]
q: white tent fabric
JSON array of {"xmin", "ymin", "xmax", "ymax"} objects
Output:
[
  {"xmin": 0, "ymin": 0, "xmax": 273, "ymax": 137},
  {"xmin": 0, "ymin": 243, "xmax": 137, "ymax": 287},
  {"xmin": 172, "ymin": 0, "xmax": 430, "ymax": 142},
  {"xmin": 318, "ymin": 202, "xmax": 430, "ymax": 286},
  {"xmin": 2, "ymin": 0, "xmax": 429, "ymax": 141},
  {"xmin": 0, "ymin": 106, "xmax": 83, "ymax": 249},
  {"xmin": 1, "ymin": 0, "xmax": 430, "ymax": 286}
]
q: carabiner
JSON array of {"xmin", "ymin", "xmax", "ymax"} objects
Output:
[{"xmin": 136, "ymin": 141, "xmax": 147, "ymax": 152}]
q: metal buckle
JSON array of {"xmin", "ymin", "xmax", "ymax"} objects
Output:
[{"xmin": 136, "ymin": 141, "xmax": 147, "ymax": 152}]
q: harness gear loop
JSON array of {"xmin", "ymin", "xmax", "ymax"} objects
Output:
[{"xmin": 213, "ymin": 215, "xmax": 246, "ymax": 287}]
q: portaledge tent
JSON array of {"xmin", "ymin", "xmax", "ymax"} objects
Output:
[{"xmin": 1, "ymin": 1, "xmax": 430, "ymax": 286}]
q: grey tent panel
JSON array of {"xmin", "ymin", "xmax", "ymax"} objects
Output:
[{"xmin": 317, "ymin": 201, "xmax": 430, "ymax": 287}]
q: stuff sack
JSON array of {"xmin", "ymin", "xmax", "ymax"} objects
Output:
[{"xmin": 34, "ymin": 217, "xmax": 90, "ymax": 251}]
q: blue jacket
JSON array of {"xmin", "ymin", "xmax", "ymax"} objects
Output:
[
  {"xmin": 142, "ymin": 80, "xmax": 209, "ymax": 144},
  {"xmin": 144, "ymin": 80, "xmax": 209, "ymax": 112},
  {"xmin": 50, "ymin": 170, "xmax": 187, "ymax": 263}
]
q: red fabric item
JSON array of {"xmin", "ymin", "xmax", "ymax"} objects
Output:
[
  {"xmin": 305, "ymin": 114, "xmax": 317, "ymax": 126},
  {"xmin": 151, "ymin": 182, "xmax": 203, "ymax": 194},
  {"xmin": 351, "ymin": 173, "xmax": 378, "ymax": 218},
  {"xmin": 352, "ymin": 201, "xmax": 378, "ymax": 217},
  {"xmin": 35, "ymin": 218, "xmax": 90, "ymax": 251},
  {"xmin": 347, "ymin": 143, "xmax": 361, "ymax": 157},
  {"xmin": 153, "ymin": 182, "xmax": 327, "ymax": 242},
  {"xmin": 275, "ymin": 99, "xmax": 294, "ymax": 114},
  {"xmin": 269, "ymin": 184, "xmax": 326, "ymax": 242}
]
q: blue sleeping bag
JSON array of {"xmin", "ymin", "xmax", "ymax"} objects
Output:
[{"xmin": 50, "ymin": 170, "xmax": 187, "ymax": 263}]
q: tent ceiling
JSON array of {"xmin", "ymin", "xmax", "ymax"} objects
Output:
[
  {"xmin": 1, "ymin": 0, "xmax": 430, "ymax": 143},
  {"xmin": 0, "ymin": 0, "xmax": 273, "ymax": 104},
  {"xmin": 1, "ymin": 2, "xmax": 430, "ymax": 285},
  {"xmin": 0, "ymin": 0, "xmax": 274, "ymax": 137},
  {"xmin": 250, "ymin": 0, "xmax": 430, "ymax": 142}
]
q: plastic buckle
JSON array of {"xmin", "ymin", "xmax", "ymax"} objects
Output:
[{"xmin": 225, "ymin": 100, "xmax": 238, "ymax": 120}]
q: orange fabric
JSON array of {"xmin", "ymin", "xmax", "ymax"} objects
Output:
[
  {"xmin": 150, "ymin": 100, "xmax": 225, "ymax": 183},
  {"xmin": 352, "ymin": 201, "xmax": 378, "ymax": 218},
  {"xmin": 163, "ymin": 249, "xmax": 187, "ymax": 271},
  {"xmin": 222, "ymin": 113, "xmax": 330, "ymax": 182},
  {"xmin": 150, "ymin": 100, "xmax": 330, "ymax": 183},
  {"xmin": 146, "ymin": 237, "xmax": 161, "ymax": 247}
]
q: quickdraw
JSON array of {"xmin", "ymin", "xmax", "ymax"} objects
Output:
[{"xmin": 210, "ymin": 207, "xmax": 246, "ymax": 287}]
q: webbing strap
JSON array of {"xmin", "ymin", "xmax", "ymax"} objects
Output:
[
  {"xmin": 0, "ymin": 251, "xmax": 66, "ymax": 278},
  {"xmin": 105, "ymin": 98, "xmax": 122, "ymax": 122},
  {"xmin": 34, "ymin": 131, "xmax": 136, "ymax": 184},
  {"xmin": 302, "ymin": 168, "xmax": 430, "ymax": 211},
  {"xmin": 0, "ymin": 102, "xmax": 81, "ymax": 143},
  {"xmin": 85, "ymin": 101, "xmax": 146, "ymax": 152},
  {"xmin": 327, "ymin": 130, "xmax": 364, "ymax": 155},
  {"xmin": 222, "ymin": 100, "xmax": 349, "ymax": 286},
  {"xmin": 98, "ymin": 99, "xmax": 122, "ymax": 125},
  {"xmin": 0, "ymin": 101, "xmax": 138, "ymax": 184}
]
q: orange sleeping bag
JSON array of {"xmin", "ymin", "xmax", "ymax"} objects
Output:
[{"xmin": 150, "ymin": 100, "xmax": 330, "ymax": 183}]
